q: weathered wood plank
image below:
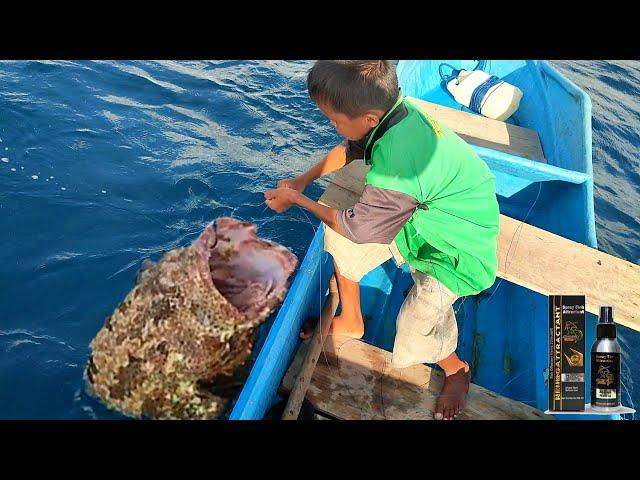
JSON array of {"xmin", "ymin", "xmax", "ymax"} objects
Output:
[
  {"xmin": 496, "ymin": 215, "xmax": 640, "ymax": 332},
  {"xmin": 282, "ymin": 276, "xmax": 339, "ymax": 420},
  {"xmin": 281, "ymin": 336, "xmax": 552, "ymax": 420},
  {"xmin": 407, "ymin": 96, "xmax": 546, "ymax": 163}
]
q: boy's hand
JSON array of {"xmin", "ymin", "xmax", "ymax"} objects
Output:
[
  {"xmin": 264, "ymin": 187, "xmax": 300, "ymax": 213},
  {"xmin": 277, "ymin": 175, "xmax": 308, "ymax": 193}
]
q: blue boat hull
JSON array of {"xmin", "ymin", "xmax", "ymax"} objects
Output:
[{"xmin": 231, "ymin": 60, "xmax": 611, "ymax": 420}]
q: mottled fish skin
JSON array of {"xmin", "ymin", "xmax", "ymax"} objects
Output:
[{"xmin": 86, "ymin": 217, "xmax": 298, "ymax": 419}]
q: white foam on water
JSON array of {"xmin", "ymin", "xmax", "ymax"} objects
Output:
[
  {"xmin": 61, "ymin": 187, "xmax": 66, "ymax": 190},
  {"xmin": 50, "ymin": 176, "xmax": 54, "ymax": 179},
  {"xmin": 32, "ymin": 175, "xmax": 38, "ymax": 180}
]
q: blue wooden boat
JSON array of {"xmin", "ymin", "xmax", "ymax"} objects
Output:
[{"xmin": 229, "ymin": 60, "xmax": 620, "ymax": 420}]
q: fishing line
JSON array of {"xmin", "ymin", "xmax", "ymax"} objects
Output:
[
  {"xmin": 295, "ymin": 205, "xmax": 391, "ymax": 417},
  {"xmin": 296, "ymin": 206, "xmax": 334, "ymax": 371},
  {"xmin": 295, "ymin": 205, "xmax": 454, "ymax": 419},
  {"xmin": 480, "ymin": 181, "xmax": 543, "ymax": 305},
  {"xmin": 271, "ymin": 163, "xmax": 544, "ymax": 419},
  {"xmin": 294, "ymin": 203, "xmax": 458, "ymax": 418}
]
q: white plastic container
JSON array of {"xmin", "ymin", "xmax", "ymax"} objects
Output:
[{"xmin": 447, "ymin": 70, "xmax": 523, "ymax": 121}]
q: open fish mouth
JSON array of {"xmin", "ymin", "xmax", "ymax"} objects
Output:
[{"xmin": 198, "ymin": 217, "xmax": 298, "ymax": 322}]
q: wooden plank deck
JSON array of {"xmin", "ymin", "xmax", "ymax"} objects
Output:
[{"xmin": 281, "ymin": 336, "xmax": 552, "ymax": 420}]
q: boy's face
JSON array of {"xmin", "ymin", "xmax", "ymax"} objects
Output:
[{"xmin": 317, "ymin": 100, "xmax": 381, "ymax": 141}]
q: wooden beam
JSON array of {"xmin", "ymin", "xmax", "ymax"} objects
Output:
[
  {"xmin": 497, "ymin": 216, "xmax": 640, "ymax": 332},
  {"xmin": 407, "ymin": 96, "xmax": 546, "ymax": 163},
  {"xmin": 318, "ymin": 163, "xmax": 640, "ymax": 332},
  {"xmin": 280, "ymin": 336, "xmax": 552, "ymax": 420},
  {"xmin": 282, "ymin": 275, "xmax": 339, "ymax": 420}
]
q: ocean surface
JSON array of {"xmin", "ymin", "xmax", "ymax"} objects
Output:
[{"xmin": 0, "ymin": 60, "xmax": 637, "ymax": 419}]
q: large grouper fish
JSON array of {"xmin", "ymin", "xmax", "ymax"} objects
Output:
[{"xmin": 86, "ymin": 217, "xmax": 298, "ymax": 419}]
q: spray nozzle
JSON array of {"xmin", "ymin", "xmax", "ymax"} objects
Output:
[{"xmin": 599, "ymin": 305, "xmax": 614, "ymax": 324}]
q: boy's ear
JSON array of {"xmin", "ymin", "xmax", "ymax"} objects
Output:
[{"xmin": 364, "ymin": 112, "xmax": 380, "ymax": 127}]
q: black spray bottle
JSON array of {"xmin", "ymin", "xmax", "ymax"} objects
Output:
[{"xmin": 590, "ymin": 305, "xmax": 621, "ymax": 410}]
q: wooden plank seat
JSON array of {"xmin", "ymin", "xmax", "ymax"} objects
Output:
[{"xmin": 408, "ymin": 97, "xmax": 591, "ymax": 198}]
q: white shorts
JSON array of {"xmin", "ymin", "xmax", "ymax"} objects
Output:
[{"xmin": 323, "ymin": 225, "xmax": 459, "ymax": 366}]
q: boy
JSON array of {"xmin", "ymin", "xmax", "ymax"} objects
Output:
[{"xmin": 264, "ymin": 60, "xmax": 500, "ymax": 420}]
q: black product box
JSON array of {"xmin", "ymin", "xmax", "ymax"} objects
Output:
[{"xmin": 549, "ymin": 295, "xmax": 585, "ymax": 411}]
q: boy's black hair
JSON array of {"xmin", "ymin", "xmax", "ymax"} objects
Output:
[{"xmin": 307, "ymin": 60, "xmax": 399, "ymax": 118}]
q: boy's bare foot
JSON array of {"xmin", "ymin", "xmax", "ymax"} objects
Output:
[
  {"xmin": 329, "ymin": 314, "xmax": 364, "ymax": 338},
  {"xmin": 299, "ymin": 314, "xmax": 365, "ymax": 340},
  {"xmin": 434, "ymin": 361, "xmax": 470, "ymax": 420}
]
